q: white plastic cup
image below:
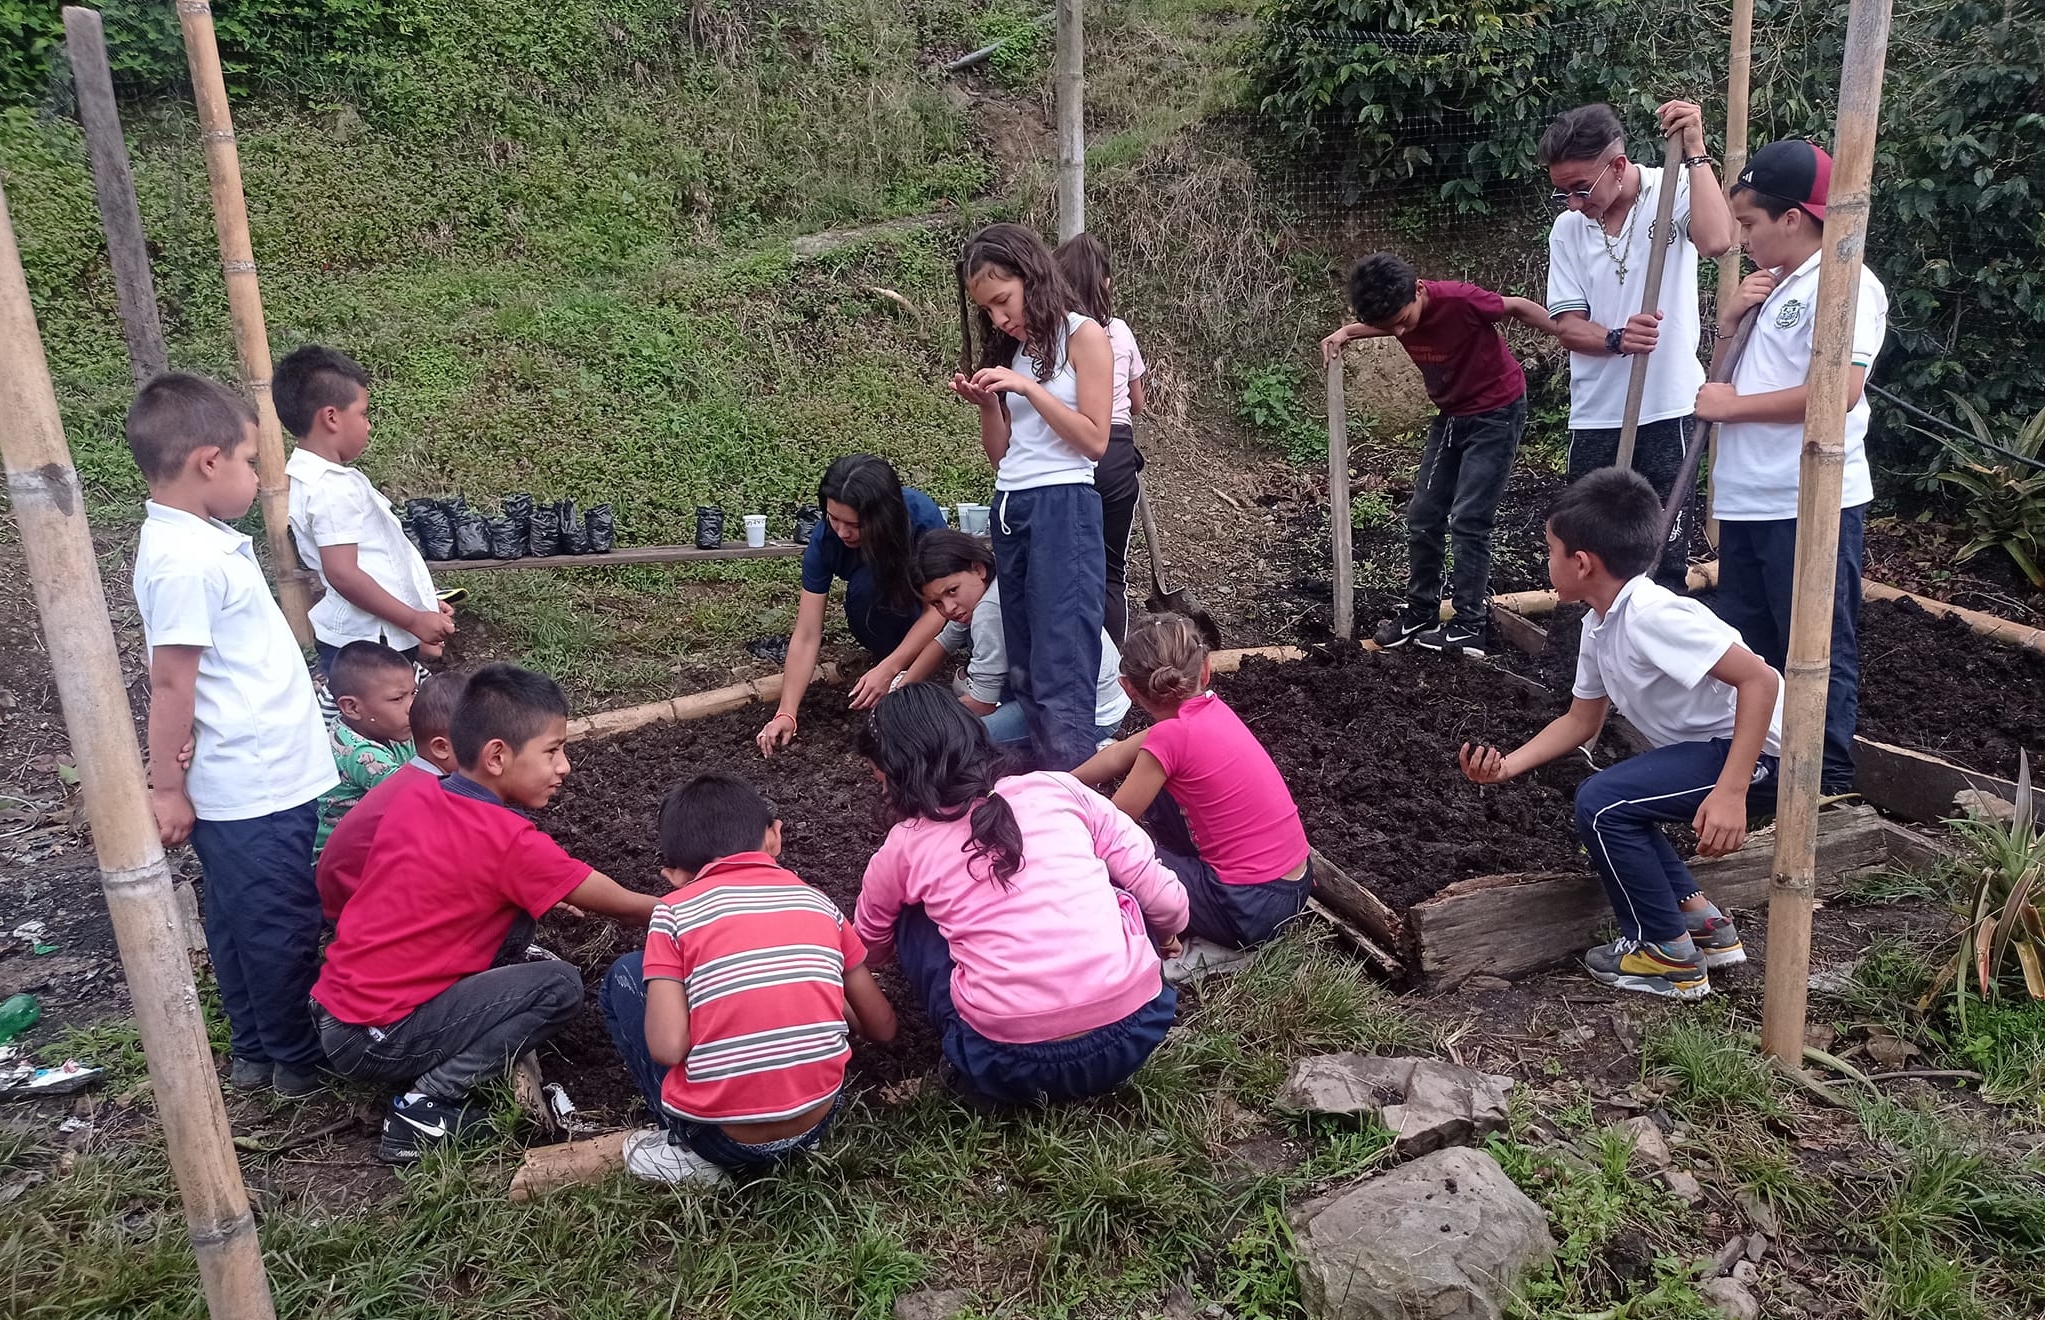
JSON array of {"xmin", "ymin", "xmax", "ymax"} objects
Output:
[
  {"xmin": 959, "ymin": 504, "xmax": 991, "ymax": 537},
  {"xmin": 743, "ymin": 514, "xmax": 767, "ymax": 548}
]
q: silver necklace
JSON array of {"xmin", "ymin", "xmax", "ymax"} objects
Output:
[{"xmin": 1597, "ymin": 172, "xmax": 1644, "ymax": 284}]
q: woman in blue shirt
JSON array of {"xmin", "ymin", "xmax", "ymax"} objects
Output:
[{"xmin": 756, "ymin": 454, "xmax": 949, "ymax": 756}]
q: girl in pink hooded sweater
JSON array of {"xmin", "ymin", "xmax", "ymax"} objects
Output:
[{"xmin": 853, "ymin": 684, "xmax": 1186, "ymax": 1105}]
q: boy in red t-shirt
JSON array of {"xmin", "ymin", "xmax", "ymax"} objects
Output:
[
  {"xmin": 600, "ymin": 773, "xmax": 896, "ymax": 1185},
  {"xmin": 310, "ymin": 663, "xmax": 660, "ymax": 1164},
  {"xmin": 1321, "ymin": 252, "xmax": 1558, "ymax": 656}
]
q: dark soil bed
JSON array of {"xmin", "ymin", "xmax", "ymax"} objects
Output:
[
  {"xmin": 1501, "ymin": 595, "xmax": 2045, "ymax": 780},
  {"xmin": 1215, "ymin": 649, "xmax": 1593, "ymax": 909}
]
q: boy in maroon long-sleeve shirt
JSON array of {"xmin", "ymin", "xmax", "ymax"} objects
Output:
[{"xmin": 1322, "ymin": 252, "xmax": 1558, "ymax": 656}]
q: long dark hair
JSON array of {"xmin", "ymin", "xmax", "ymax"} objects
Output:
[
  {"xmin": 1054, "ymin": 232, "xmax": 1113, "ymax": 327},
  {"xmin": 962, "ymin": 222, "xmax": 1077, "ymax": 381},
  {"xmin": 818, "ymin": 454, "xmax": 917, "ymax": 614},
  {"xmin": 856, "ymin": 684, "xmax": 1025, "ymax": 888},
  {"xmin": 910, "ymin": 527, "xmax": 996, "ymax": 589}
]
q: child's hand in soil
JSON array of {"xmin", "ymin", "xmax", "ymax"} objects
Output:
[
  {"xmin": 755, "ymin": 712, "xmax": 797, "ymax": 757},
  {"xmin": 1458, "ymin": 742, "xmax": 1515, "ymax": 785},
  {"xmin": 846, "ymin": 664, "xmax": 899, "ymax": 710},
  {"xmin": 1691, "ymin": 786, "xmax": 1750, "ymax": 857},
  {"xmin": 151, "ymin": 785, "xmax": 196, "ymax": 848},
  {"xmin": 949, "ymin": 372, "xmax": 999, "ymax": 408}
]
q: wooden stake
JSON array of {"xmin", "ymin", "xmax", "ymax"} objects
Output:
[
  {"xmin": 63, "ymin": 7, "xmax": 167, "ymax": 386},
  {"xmin": 0, "ymin": 177, "xmax": 276, "ymax": 1320},
  {"xmin": 1326, "ymin": 357, "xmax": 1354, "ymax": 640},
  {"xmin": 1054, "ymin": 0, "xmax": 1084, "ymax": 242},
  {"xmin": 1614, "ymin": 137, "xmax": 1686, "ymax": 470},
  {"xmin": 1760, "ymin": 0, "xmax": 1894, "ymax": 1063},
  {"xmin": 173, "ymin": 0, "xmax": 313, "ymax": 645},
  {"xmin": 1710, "ymin": 0, "xmax": 1755, "ymax": 550}
]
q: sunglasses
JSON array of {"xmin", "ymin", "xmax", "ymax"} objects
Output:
[{"xmin": 1548, "ymin": 155, "xmax": 1619, "ymax": 207}]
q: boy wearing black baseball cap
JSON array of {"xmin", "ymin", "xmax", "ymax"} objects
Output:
[{"xmin": 1693, "ymin": 140, "xmax": 1888, "ymax": 793}]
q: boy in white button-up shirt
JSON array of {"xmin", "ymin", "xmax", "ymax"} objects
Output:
[
  {"xmin": 1459, "ymin": 471, "xmax": 1783, "ymax": 1001},
  {"xmin": 276, "ymin": 345, "xmax": 452, "ymax": 675},
  {"xmin": 1694, "ymin": 140, "xmax": 1887, "ymax": 793},
  {"xmin": 129, "ymin": 374, "xmax": 339, "ymax": 1097}
]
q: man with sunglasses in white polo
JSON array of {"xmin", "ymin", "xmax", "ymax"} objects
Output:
[{"xmin": 1539, "ymin": 100, "xmax": 1735, "ymax": 590}]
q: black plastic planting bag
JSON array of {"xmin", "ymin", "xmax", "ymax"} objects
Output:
[
  {"xmin": 584, "ymin": 504, "xmax": 615, "ymax": 553},
  {"xmin": 403, "ymin": 520, "xmax": 426, "ymax": 557},
  {"xmin": 407, "ymin": 498, "xmax": 455, "ymax": 561},
  {"xmin": 484, "ymin": 516, "xmax": 524, "ymax": 560},
  {"xmin": 502, "ymin": 493, "xmax": 534, "ymax": 542},
  {"xmin": 453, "ymin": 508, "xmax": 490, "ymax": 560},
  {"xmin": 695, "ymin": 506, "xmax": 726, "ymax": 550},
  {"xmin": 527, "ymin": 502, "xmax": 562, "ymax": 557},
  {"xmin": 557, "ymin": 499, "xmax": 590, "ymax": 555},
  {"xmin": 793, "ymin": 504, "xmax": 821, "ymax": 546}
]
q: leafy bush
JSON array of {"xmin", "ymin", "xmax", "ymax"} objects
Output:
[
  {"xmin": 1913, "ymin": 396, "xmax": 2045, "ymax": 588},
  {"xmin": 1237, "ymin": 362, "xmax": 1331, "ymax": 464},
  {"xmin": 1247, "ymin": 0, "xmax": 2045, "ymax": 481},
  {"xmin": 1930, "ymin": 752, "xmax": 2045, "ymax": 1012}
]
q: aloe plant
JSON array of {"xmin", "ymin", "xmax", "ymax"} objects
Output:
[
  {"xmin": 1913, "ymin": 397, "xmax": 2045, "ymax": 589},
  {"xmin": 1927, "ymin": 751, "xmax": 2045, "ymax": 1025}
]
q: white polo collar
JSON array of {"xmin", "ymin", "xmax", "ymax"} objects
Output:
[
  {"xmin": 144, "ymin": 500, "xmax": 250, "ymax": 554},
  {"xmin": 284, "ymin": 446, "xmax": 344, "ymax": 480}
]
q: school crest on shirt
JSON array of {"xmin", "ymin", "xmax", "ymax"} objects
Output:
[{"xmin": 1774, "ymin": 298, "xmax": 1806, "ymax": 330}]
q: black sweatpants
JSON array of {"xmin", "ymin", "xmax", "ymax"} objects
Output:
[
  {"xmin": 1096, "ymin": 423, "xmax": 1144, "ymax": 645},
  {"xmin": 1567, "ymin": 414, "xmax": 1698, "ymax": 591}
]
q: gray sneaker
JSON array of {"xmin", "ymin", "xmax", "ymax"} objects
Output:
[
  {"xmin": 1688, "ymin": 913, "xmax": 1747, "ymax": 969},
  {"xmin": 272, "ymin": 1063, "xmax": 329, "ymax": 1099},
  {"xmin": 1582, "ymin": 937, "xmax": 1710, "ymax": 1001}
]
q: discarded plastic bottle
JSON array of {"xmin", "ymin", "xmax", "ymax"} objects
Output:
[{"xmin": 0, "ymin": 993, "xmax": 38, "ymax": 1045}]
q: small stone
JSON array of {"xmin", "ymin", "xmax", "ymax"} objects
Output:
[
  {"xmin": 893, "ymin": 1289, "xmax": 971, "ymax": 1320},
  {"xmin": 1744, "ymin": 1233, "xmax": 1769, "ymax": 1263},
  {"xmin": 1662, "ymin": 1169, "xmax": 1704, "ymax": 1206},
  {"xmin": 1736, "ymin": 1190, "xmax": 1781, "ymax": 1239},
  {"xmin": 1699, "ymin": 1276, "xmax": 1761, "ymax": 1320},
  {"xmin": 1619, "ymin": 1116, "xmax": 1672, "ymax": 1169},
  {"xmin": 1275, "ymin": 1055, "xmax": 1513, "ymax": 1157},
  {"xmin": 1953, "ymin": 789, "xmax": 2014, "ymax": 823},
  {"xmin": 1463, "ymin": 975, "xmax": 1513, "ymax": 994},
  {"xmin": 1730, "ymin": 1260, "xmax": 1760, "ymax": 1285},
  {"xmin": 1556, "ymin": 1025, "xmax": 1597, "ymax": 1047}
]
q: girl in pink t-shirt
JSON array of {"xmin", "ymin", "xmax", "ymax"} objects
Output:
[
  {"xmin": 853, "ymin": 684, "xmax": 1185, "ymax": 1106},
  {"xmin": 1075, "ymin": 615, "xmax": 1314, "ymax": 949}
]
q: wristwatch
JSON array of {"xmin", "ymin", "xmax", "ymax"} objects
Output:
[{"xmin": 1605, "ymin": 326, "xmax": 1629, "ymax": 356}]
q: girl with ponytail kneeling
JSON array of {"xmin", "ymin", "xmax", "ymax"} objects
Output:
[{"xmin": 853, "ymin": 684, "xmax": 1185, "ymax": 1105}]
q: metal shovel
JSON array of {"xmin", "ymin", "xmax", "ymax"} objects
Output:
[{"xmin": 1136, "ymin": 478, "xmax": 1222, "ymax": 649}]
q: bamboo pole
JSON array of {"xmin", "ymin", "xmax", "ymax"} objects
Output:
[
  {"xmin": 1054, "ymin": 0, "xmax": 1085, "ymax": 242},
  {"xmin": 1710, "ymin": 0, "xmax": 1755, "ymax": 550},
  {"xmin": 1761, "ymin": 0, "xmax": 1893, "ymax": 1064},
  {"xmin": 1614, "ymin": 136, "xmax": 1686, "ymax": 470},
  {"xmin": 0, "ymin": 178, "xmax": 276, "ymax": 1320},
  {"xmin": 173, "ymin": 0, "xmax": 313, "ymax": 645},
  {"xmin": 63, "ymin": 6, "xmax": 167, "ymax": 386},
  {"xmin": 1326, "ymin": 358, "xmax": 1354, "ymax": 641}
]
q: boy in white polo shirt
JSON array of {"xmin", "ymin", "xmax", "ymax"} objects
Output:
[
  {"xmin": 1695, "ymin": 140, "xmax": 1887, "ymax": 793},
  {"xmin": 129, "ymin": 373, "xmax": 340, "ymax": 1095},
  {"xmin": 277, "ymin": 345, "xmax": 452, "ymax": 676},
  {"xmin": 1459, "ymin": 470, "xmax": 1783, "ymax": 1000},
  {"xmin": 1539, "ymin": 99, "xmax": 1735, "ymax": 589}
]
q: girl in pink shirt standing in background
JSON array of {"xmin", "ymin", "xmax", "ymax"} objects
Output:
[
  {"xmin": 853, "ymin": 684, "xmax": 1186, "ymax": 1106},
  {"xmin": 1076, "ymin": 615, "xmax": 1314, "ymax": 949}
]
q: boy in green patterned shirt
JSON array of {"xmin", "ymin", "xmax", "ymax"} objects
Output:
[{"xmin": 316, "ymin": 641, "xmax": 418, "ymax": 855}]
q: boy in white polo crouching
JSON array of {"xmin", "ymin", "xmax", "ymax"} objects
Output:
[{"xmin": 1456, "ymin": 470, "xmax": 1783, "ymax": 1000}]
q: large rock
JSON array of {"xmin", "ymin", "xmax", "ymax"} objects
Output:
[
  {"xmin": 1294, "ymin": 1146, "xmax": 1556, "ymax": 1320},
  {"xmin": 1276, "ymin": 1055, "xmax": 1513, "ymax": 1156}
]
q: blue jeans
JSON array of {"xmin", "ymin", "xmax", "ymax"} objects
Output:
[
  {"xmin": 1714, "ymin": 503, "xmax": 1865, "ymax": 790},
  {"xmin": 980, "ymin": 699, "xmax": 1121, "ymax": 749},
  {"xmin": 1145, "ymin": 793, "xmax": 1312, "ymax": 949},
  {"xmin": 843, "ymin": 565, "xmax": 922, "ymax": 659},
  {"xmin": 189, "ymin": 801, "xmax": 326, "ymax": 1071},
  {"xmin": 992, "ymin": 484, "xmax": 1107, "ymax": 771},
  {"xmin": 598, "ymin": 952, "xmax": 840, "ymax": 1170},
  {"xmin": 1406, "ymin": 396, "xmax": 1527, "ymax": 626},
  {"xmin": 1574, "ymin": 740, "xmax": 1778, "ymax": 945},
  {"xmin": 892, "ymin": 906, "xmax": 1175, "ymax": 1105}
]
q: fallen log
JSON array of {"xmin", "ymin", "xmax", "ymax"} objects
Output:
[
  {"xmin": 507, "ymin": 1131, "xmax": 631, "ymax": 1202},
  {"xmin": 1406, "ymin": 805, "xmax": 1933, "ymax": 988}
]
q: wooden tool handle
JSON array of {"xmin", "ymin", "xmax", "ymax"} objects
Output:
[{"xmin": 1615, "ymin": 136, "xmax": 1688, "ymax": 470}]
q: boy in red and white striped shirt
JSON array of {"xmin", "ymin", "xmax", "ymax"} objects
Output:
[{"xmin": 600, "ymin": 773, "xmax": 896, "ymax": 1184}]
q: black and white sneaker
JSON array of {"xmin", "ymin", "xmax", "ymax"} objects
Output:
[
  {"xmin": 1371, "ymin": 609, "xmax": 1435, "ymax": 649},
  {"xmin": 379, "ymin": 1095, "xmax": 492, "ymax": 1164},
  {"xmin": 1414, "ymin": 621, "xmax": 1486, "ymax": 657}
]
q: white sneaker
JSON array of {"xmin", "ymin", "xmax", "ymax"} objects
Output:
[
  {"xmin": 1163, "ymin": 937, "xmax": 1257, "ymax": 985},
  {"xmin": 622, "ymin": 1127, "xmax": 732, "ymax": 1186}
]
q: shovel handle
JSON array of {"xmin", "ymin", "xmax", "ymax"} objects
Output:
[
  {"xmin": 1137, "ymin": 479, "xmax": 1171, "ymax": 596},
  {"xmin": 1615, "ymin": 135, "xmax": 1688, "ymax": 471}
]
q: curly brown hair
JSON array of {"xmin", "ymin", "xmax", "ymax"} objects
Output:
[{"xmin": 962, "ymin": 222, "xmax": 1077, "ymax": 382}]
